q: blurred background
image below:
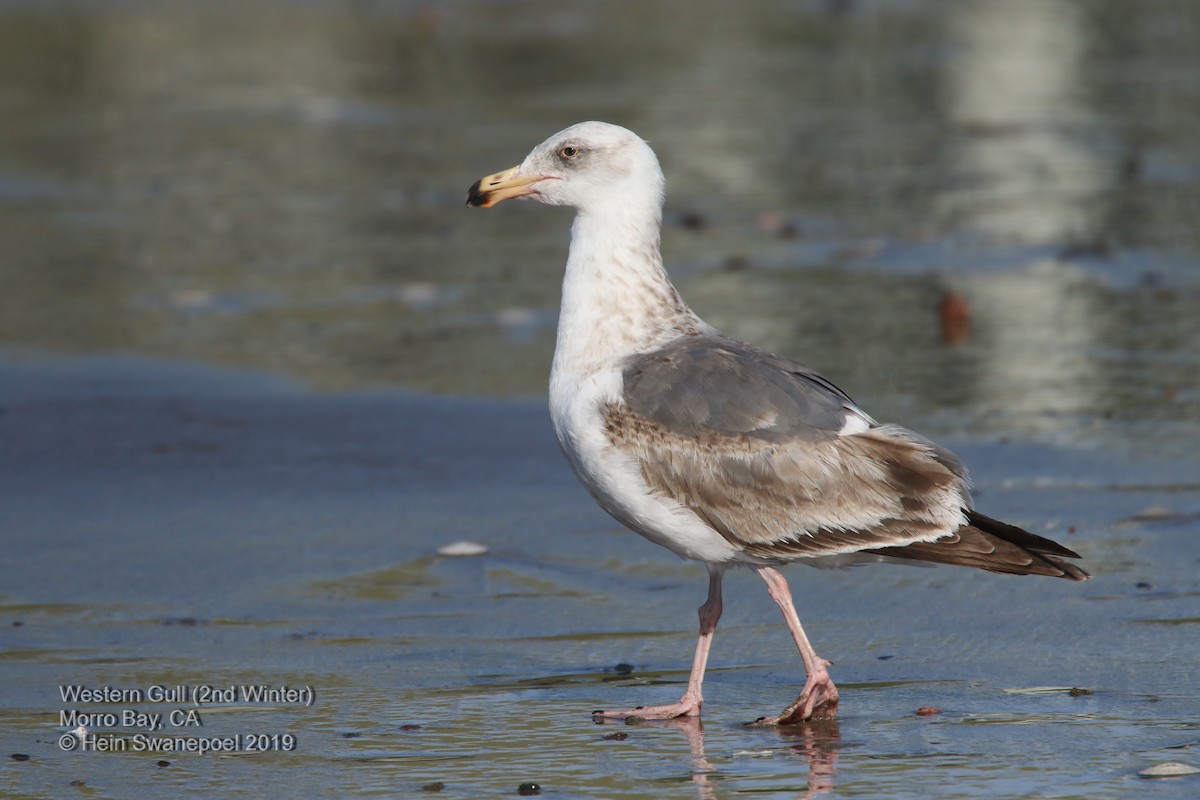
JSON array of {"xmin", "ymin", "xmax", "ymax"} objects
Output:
[
  {"xmin": 2, "ymin": 0, "xmax": 1197, "ymax": 456},
  {"xmin": 5, "ymin": 3, "xmax": 1200, "ymax": 797}
]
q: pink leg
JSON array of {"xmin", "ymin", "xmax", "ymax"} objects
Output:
[
  {"xmin": 595, "ymin": 568, "xmax": 724, "ymax": 720},
  {"xmin": 750, "ymin": 565, "xmax": 839, "ymax": 724}
]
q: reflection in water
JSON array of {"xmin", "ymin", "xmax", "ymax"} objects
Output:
[
  {"xmin": 598, "ymin": 716, "xmax": 840, "ymax": 800},
  {"xmin": 939, "ymin": 0, "xmax": 1109, "ymax": 437},
  {"xmin": 670, "ymin": 717, "xmax": 720, "ymax": 800},
  {"xmin": 940, "ymin": 0, "xmax": 1111, "ymax": 243},
  {"xmin": 776, "ymin": 720, "xmax": 840, "ymax": 799},
  {"xmin": 0, "ymin": 2, "xmax": 1197, "ymax": 441}
]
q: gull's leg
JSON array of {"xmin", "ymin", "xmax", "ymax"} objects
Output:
[
  {"xmin": 595, "ymin": 567, "xmax": 724, "ymax": 720},
  {"xmin": 750, "ymin": 565, "xmax": 839, "ymax": 724}
]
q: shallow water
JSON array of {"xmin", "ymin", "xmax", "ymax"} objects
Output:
[
  {"xmin": 2, "ymin": 0, "xmax": 1199, "ymax": 798},
  {"xmin": 3, "ymin": 354, "xmax": 1199, "ymax": 799}
]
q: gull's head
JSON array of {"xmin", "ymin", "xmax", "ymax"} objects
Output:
[{"xmin": 466, "ymin": 121, "xmax": 664, "ymax": 213}]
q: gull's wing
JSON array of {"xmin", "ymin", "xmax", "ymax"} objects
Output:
[
  {"xmin": 618, "ymin": 335, "xmax": 871, "ymax": 442},
  {"xmin": 609, "ymin": 336, "xmax": 1087, "ymax": 579}
]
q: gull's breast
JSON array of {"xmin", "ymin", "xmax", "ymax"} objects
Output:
[{"xmin": 549, "ymin": 362, "xmax": 742, "ymax": 564}]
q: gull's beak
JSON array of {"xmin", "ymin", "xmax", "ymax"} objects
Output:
[{"xmin": 465, "ymin": 165, "xmax": 542, "ymax": 208}]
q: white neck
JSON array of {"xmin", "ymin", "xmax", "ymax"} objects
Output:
[{"xmin": 551, "ymin": 200, "xmax": 702, "ymax": 382}]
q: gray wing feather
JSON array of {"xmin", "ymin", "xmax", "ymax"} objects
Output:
[{"xmin": 622, "ymin": 336, "xmax": 860, "ymax": 442}]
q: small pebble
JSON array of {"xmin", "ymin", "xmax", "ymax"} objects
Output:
[
  {"xmin": 1138, "ymin": 761, "xmax": 1200, "ymax": 778},
  {"xmin": 938, "ymin": 292, "xmax": 971, "ymax": 345},
  {"xmin": 915, "ymin": 707, "xmax": 941, "ymax": 716},
  {"xmin": 436, "ymin": 541, "xmax": 489, "ymax": 557},
  {"xmin": 614, "ymin": 663, "xmax": 633, "ymax": 675},
  {"xmin": 517, "ymin": 782, "xmax": 542, "ymax": 795}
]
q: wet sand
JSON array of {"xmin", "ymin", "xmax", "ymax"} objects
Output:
[
  {"xmin": 3, "ymin": 352, "xmax": 1198, "ymax": 798},
  {"xmin": 2, "ymin": 0, "xmax": 1199, "ymax": 796}
]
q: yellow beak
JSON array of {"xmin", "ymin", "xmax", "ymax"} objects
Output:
[{"xmin": 465, "ymin": 166, "xmax": 543, "ymax": 208}]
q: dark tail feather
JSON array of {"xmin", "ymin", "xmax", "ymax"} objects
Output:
[{"xmin": 867, "ymin": 511, "xmax": 1090, "ymax": 581}]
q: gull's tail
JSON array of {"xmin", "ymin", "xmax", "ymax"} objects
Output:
[{"xmin": 867, "ymin": 511, "xmax": 1090, "ymax": 581}]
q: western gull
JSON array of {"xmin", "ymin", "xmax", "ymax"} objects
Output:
[{"xmin": 466, "ymin": 121, "xmax": 1089, "ymax": 724}]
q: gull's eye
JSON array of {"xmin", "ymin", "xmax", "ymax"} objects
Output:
[{"xmin": 559, "ymin": 145, "xmax": 579, "ymax": 160}]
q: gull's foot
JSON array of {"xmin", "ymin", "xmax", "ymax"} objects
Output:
[
  {"xmin": 592, "ymin": 697, "xmax": 702, "ymax": 722},
  {"xmin": 746, "ymin": 669, "xmax": 839, "ymax": 726}
]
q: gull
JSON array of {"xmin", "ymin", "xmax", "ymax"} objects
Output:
[{"xmin": 466, "ymin": 121, "xmax": 1089, "ymax": 724}]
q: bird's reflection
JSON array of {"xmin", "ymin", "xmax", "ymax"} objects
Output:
[
  {"xmin": 596, "ymin": 715, "xmax": 840, "ymax": 800},
  {"xmin": 773, "ymin": 718, "xmax": 840, "ymax": 798}
]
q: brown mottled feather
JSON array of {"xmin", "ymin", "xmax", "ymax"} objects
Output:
[
  {"xmin": 868, "ymin": 512, "xmax": 1089, "ymax": 580},
  {"xmin": 603, "ymin": 402, "xmax": 972, "ymax": 559},
  {"xmin": 606, "ymin": 335, "xmax": 1089, "ymax": 580}
]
